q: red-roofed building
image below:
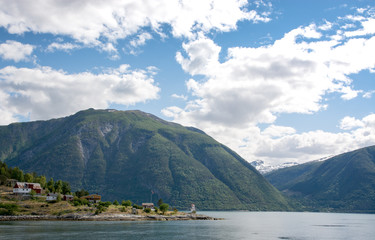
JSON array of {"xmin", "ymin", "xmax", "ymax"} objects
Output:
[{"xmin": 13, "ymin": 182, "xmax": 42, "ymax": 195}]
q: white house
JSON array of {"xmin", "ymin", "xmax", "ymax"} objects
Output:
[
  {"xmin": 13, "ymin": 182, "xmax": 31, "ymax": 194},
  {"xmin": 46, "ymin": 193, "xmax": 58, "ymax": 201}
]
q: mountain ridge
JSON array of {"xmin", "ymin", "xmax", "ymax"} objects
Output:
[
  {"xmin": 265, "ymin": 145, "xmax": 375, "ymax": 212},
  {"xmin": 0, "ymin": 108, "xmax": 290, "ymax": 211}
]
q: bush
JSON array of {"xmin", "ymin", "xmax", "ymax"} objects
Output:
[
  {"xmin": 72, "ymin": 197, "xmax": 89, "ymax": 206},
  {"xmin": 0, "ymin": 203, "xmax": 19, "ymax": 215},
  {"xmin": 30, "ymin": 190, "xmax": 36, "ymax": 200},
  {"xmin": 113, "ymin": 200, "xmax": 119, "ymax": 206},
  {"xmin": 144, "ymin": 208, "xmax": 151, "ymax": 213},
  {"xmin": 95, "ymin": 204, "xmax": 107, "ymax": 214},
  {"xmin": 132, "ymin": 204, "xmax": 143, "ymax": 209},
  {"xmin": 122, "ymin": 200, "xmax": 132, "ymax": 207},
  {"xmin": 99, "ymin": 201, "xmax": 112, "ymax": 207}
]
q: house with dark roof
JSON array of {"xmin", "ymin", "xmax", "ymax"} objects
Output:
[
  {"xmin": 142, "ymin": 203, "xmax": 154, "ymax": 209},
  {"xmin": 63, "ymin": 194, "xmax": 74, "ymax": 201},
  {"xmin": 81, "ymin": 194, "xmax": 101, "ymax": 203}
]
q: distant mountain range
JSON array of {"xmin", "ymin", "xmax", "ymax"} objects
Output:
[
  {"xmin": 0, "ymin": 109, "xmax": 290, "ymax": 211},
  {"xmin": 265, "ymin": 145, "xmax": 375, "ymax": 213}
]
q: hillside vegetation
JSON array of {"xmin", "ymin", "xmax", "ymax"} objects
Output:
[
  {"xmin": 0, "ymin": 109, "xmax": 290, "ymax": 211},
  {"xmin": 265, "ymin": 145, "xmax": 375, "ymax": 212}
]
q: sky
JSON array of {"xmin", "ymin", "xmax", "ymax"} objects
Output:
[{"xmin": 0, "ymin": 0, "xmax": 375, "ymax": 167}]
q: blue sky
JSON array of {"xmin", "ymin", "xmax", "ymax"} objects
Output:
[{"xmin": 0, "ymin": 0, "xmax": 374, "ymax": 167}]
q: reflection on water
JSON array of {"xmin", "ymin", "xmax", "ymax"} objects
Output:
[{"xmin": 1, "ymin": 212, "xmax": 375, "ymax": 240}]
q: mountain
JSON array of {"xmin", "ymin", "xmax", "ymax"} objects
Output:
[
  {"xmin": 265, "ymin": 146, "xmax": 375, "ymax": 212},
  {"xmin": 0, "ymin": 109, "xmax": 290, "ymax": 210},
  {"xmin": 250, "ymin": 160, "xmax": 298, "ymax": 174}
]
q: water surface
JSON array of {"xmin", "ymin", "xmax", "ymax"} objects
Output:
[{"xmin": 1, "ymin": 212, "xmax": 374, "ymax": 239}]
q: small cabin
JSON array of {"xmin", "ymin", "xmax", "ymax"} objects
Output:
[
  {"xmin": 81, "ymin": 194, "xmax": 101, "ymax": 203},
  {"xmin": 63, "ymin": 195, "xmax": 74, "ymax": 201},
  {"xmin": 46, "ymin": 193, "xmax": 58, "ymax": 201},
  {"xmin": 142, "ymin": 203, "xmax": 154, "ymax": 209}
]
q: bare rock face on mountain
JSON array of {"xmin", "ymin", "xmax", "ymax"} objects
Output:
[{"xmin": 1, "ymin": 109, "xmax": 290, "ymax": 210}]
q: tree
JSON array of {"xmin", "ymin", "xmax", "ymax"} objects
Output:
[
  {"xmin": 157, "ymin": 198, "xmax": 163, "ymax": 207},
  {"xmin": 75, "ymin": 189, "xmax": 89, "ymax": 198},
  {"xmin": 30, "ymin": 190, "xmax": 36, "ymax": 200},
  {"xmin": 56, "ymin": 193, "xmax": 62, "ymax": 202},
  {"xmin": 54, "ymin": 180, "xmax": 63, "ymax": 194},
  {"xmin": 159, "ymin": 203, "xmax": 169, "ymax": 214},
  {"xmin": 113, "ymin": 200, "xmax": 119, "ymax": 206},
  {"xmin": 36, "ymin": 175, "xmax": 47, "ymax": 189},
  {"xmin": 1, "ymin": 166, "xmax": 7, "ymax": 177},
  {"xmin": 122, "ymin": 200, "xmax": 132, "ymax": 207},
  {"xmin": 47, "ymin": 178, "xmax": 55, "ymax": 192},
  {"xmin": 11, "ymin": 167, "xmax": 24, "ymax": 182},
  {"xmin": 61, "ymin": 181, "xmax": 71, "ymax": 195},
  {"xmin": 24, "ymin": 173, "xmax": 34, "ymax": 183}
]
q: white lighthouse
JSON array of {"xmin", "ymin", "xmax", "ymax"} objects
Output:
[{"xmin": 190, "ymin": 204, "xmax": 196, "ymax": 213}]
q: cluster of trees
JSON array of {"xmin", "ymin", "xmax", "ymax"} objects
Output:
[
  {"xmin": 0, "ymin": 162, "xmax": 71, "ymax": 195},
  {"xmin": 45, "ymin": 178, "xmax": 71, "ymax": 195},
  {"xmin": 1, "ymin": 162, "xmax": 47, "ymax": 187}
]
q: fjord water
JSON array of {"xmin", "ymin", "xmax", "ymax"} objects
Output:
[{"xmin": 1, "ymin": 212, "xmax": 375, "ymax": 240}]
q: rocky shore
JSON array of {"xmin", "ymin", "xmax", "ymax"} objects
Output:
[{"xmin": 0, "ymin": 213, "xmax": 221, "ymax": 221}]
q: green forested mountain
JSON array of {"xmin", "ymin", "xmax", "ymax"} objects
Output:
[
  {"xmin": 0, "ymin": 109, "xmax": 290, "ymax": 210},
  {"xmin": 265, "ymin": 146, "xmax": 375, "ymax": 212}
]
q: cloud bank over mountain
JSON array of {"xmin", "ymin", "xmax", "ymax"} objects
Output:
[{"xmin": 165, "ymin": 6, "xmax": 375, "ymax": 164}]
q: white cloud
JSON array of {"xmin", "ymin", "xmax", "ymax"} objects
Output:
[
  {"xmin": 262, "ymin": 125, "xmax": 296, "ymax": 138},
  {"xmin": 363, "ymin": 90, "xmax": 375, "ymax": 98},
  {"xmin": 161, "ymin": 106, "xmax": 184, "ymax": 118},
  {"xmin": 206, "ymin": 116, "xmax": 375, "ymax": 166},
  {"xmin": 340, "ymin": 87, "xmax": 361, "ymax": 100},
  {"xmin": 0, "ymin": 0, "xmax": 267, "ymax": 48},
  {"xmin": 0, "ymin": 65, "xmax": 160, "ymax": 124},
  {"xmin": 339, "ymin": 116, "xmax": 365, "ymax": 130},
  {"xmin": 46, "ymin": 42, "xmax": 81, "ymax": 52},
  {"xmin": 130, "ymin": 32, "xmax": 153, "ymax": 48},
  {"xmin": 318, "ymin": 20, "xmax": 333, "ymax": 31},
  {"xmin": 0, "ymin": 40, "xmax": 34, "ymax": 62},
  {"xmin": 176, "ymin": 36, "xmax": 221, "ymax": 76},
  {"xmin": 171, "ymin": 94, "xmax": 188, "ymax": 100},
  {"xmin": 164, "ymin": 10, "xmax": 375, "ymax": 165}
]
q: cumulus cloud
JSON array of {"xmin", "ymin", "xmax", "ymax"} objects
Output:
[
  {"xmin": 164, "ymin": 9, "xmax": 375, "ymax": 165},
  {"xmin": 0, "ymin": 0, "xmax": 268, "ymax": 49},
  {"xmin": 0, "ymin": 65, "xmax": 160, "ymax": 125},
  {"xmin": 0, "ymin": 40, "xmax": 34, "ymax": 62}
]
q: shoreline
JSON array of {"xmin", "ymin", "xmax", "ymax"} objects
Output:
[{"xmin": 0, "ymin": 213, "xmax": 222, "ymax": 221}]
